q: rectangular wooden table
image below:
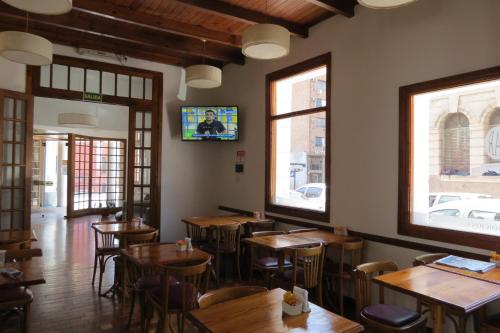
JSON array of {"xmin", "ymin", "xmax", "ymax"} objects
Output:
[
  {"xmin": 372, "ymin": 265, "xmax": 500, "ymax": 333},
  {"xmin": 188, "ymin": 288, "xmax": 364, "ymax": 333},
  {"xmin": 91, "ymin": 222, "xmax": 155, "ymax": 236},
  {"xmin": 182, "ymin": 215, "xmax": 260, "ymax": 229},
  {"xmin": 243, "ymin": 230, "xmax": 356, "ymax": 250},
  {"xmin": 0, "ymin": 229, "xmax": 38, "ymax": 246},
  {"xmin": 0, "ymin": 260, "xmax": 46, "ymax": 289}
]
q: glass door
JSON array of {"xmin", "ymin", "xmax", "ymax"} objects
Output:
[{"xmin": 0, "ymin": 90, "xmax": 33, "ymax": 230}]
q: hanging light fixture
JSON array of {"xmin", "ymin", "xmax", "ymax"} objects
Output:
[
  {"xmin": 185, "ymin": 40, "xmax": 222, "ymax": 89},
  {"xmin": 0, "ymin": 31, "xmax": 53, "ymax": 65},
  {"xmin": 242, "ymin": 24, "xmax": 290, "ymax": 60},
  {"xmin": 241, "ymin": 0, "xmax": 289, "ymax": 60},
  {"xmin": 2, "ymin": 0, "xmax": 72, "ymax": 15},
  {"xmin": 0, "ymin": 11, "xmax": 53, "ymax": 66},
  {"xmin": 358, "ymin": 0, "xmax": 418, "ymax": 9}
]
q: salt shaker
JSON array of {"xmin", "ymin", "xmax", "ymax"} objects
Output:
[{"xmin": 185, "ymin": 237, "xmax": 193, "ymax": 251}]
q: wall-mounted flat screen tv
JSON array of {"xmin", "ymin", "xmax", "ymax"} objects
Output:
[{"xmin": 181, "ymin": 106, "xmax": 239, "ymax": 141}]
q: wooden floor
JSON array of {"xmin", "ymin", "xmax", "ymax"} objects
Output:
[{"xmin": 10, "ymin": 208, "xmax": 197, "ymax": 333}]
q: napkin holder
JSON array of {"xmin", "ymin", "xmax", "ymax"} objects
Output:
[
  {"xmin": 293, "ymin": 286, "xmax": 311, "ymax": 313},
  {"xmin": 185, "ymin": 237, "xmax": 193, "ymax": 251}
]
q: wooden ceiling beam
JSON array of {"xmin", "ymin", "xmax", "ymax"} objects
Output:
[
  {"xmin": 304, "ymin": 0, "xmax": 355, "ymax": 18},
  {"xmin": 0, "ymin": 2, "xmax": 243, "ymax": 65},
  {"xmin": 72, "ymin": 0, "xmax": 241, "ymax": 47},
  {"xmin": 176, "ymin": 0, "xmax": 309, "ymax": 38},
  {"xmin": 0, "ymin": 16, "xmax": 224, "ymax": 68}
]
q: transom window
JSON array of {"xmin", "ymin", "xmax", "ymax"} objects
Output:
[
  {"xmin": 266, "ymin": 53, "xmax": 330, "ymax": 222},
  {"xmin": 399, "ymin": 67, "xmax": 500, "ymax": 250}
]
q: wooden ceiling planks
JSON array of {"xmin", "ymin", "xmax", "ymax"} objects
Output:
[{"xmin": 0, "ymin": 0, "xmax": 357, "ymax": 68}]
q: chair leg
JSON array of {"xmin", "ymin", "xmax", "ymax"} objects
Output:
[
  {"xmin": 127, "ymin": 291, "xmax": 136, "ymax": 330},
  {"xmin": 236, "ymin": 253, "xmax": 241, "ymax": 281},
  {"xmin": 98, "ymin": 256, "xmax": 105, "ymax": 295},
  {"xmin": 215, "ymin": 254, "xmax": 220, "ymax": 288},
  {"xmin": 339, "ymin": 278, "xmax": 344, "ymax": 315},
  {"xmin": 23, "ymin": 302, "xmax": 30, "ymax": 333},
  {"xmin": 92, "ymin": 254, "xmax": 98, "ymax": 286}
]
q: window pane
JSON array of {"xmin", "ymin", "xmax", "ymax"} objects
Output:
[
  {"xmin": 273, "ymin": 65, "xmax": 327, "ymax": 115},
  {"xmin": 40, "ymin": 65, "xmax": 51, "ymax": 87},
  {"xmin": 52, "ymin": 64, "xmax": 68, "ymax": 90},
  {"xmin": 145, "ymin": 78, "xmax": 153, "ymax": 100},
  {"xmin": 131, "ymin": 76, "xmax": 144, "ymax": 99},
  {"xmin": 102, "ymin": 72, "xmax": 115, "ymax": 96},
  {"xmin": 117, "ymin": 74, "xmax": 129, "ymax": 97},
  {"xmin": 411, "ymin": 78, "xmax": 500, "ymax": 237},
  {"xmin": 86, "ymin": 69, "xmax": 100, "ymax": 93},
  {"xmin": 271, "ymin": 112, "xmax": 326, "ymax": 212},
  {"xmin": 70, "ymin": 67, "xmax": 84, "ymax": 92}
]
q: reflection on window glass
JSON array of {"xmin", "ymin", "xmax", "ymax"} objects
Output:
[{"xmin": 411, "ymin": 78, "xmax": 500, "ymax": 237}]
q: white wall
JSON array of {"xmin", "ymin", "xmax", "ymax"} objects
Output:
[{"xmin": 0, "ymin": 45, "xmax": 220, "ymax": 242}]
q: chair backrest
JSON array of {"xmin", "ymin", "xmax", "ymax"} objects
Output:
[
  {"xmin": 413, "ymin": 253, "xmax": 448, "ymax": 266},
  {"xmin": 121, "ymin": 230, "xmax": 159, "ymax": 248},
  {"xmin": 92, "ymin": 223, "xmax": 117, "ymax": 249},
  {"xmin": 161, "ymin": 258, "xmax": 212, "ymax": 312},
  {"xmin": 186, "ymin": 223, "xmax": 204, "ymax": 241},
  {"xmin": 330, "ymin": 238, "xmax": 364, "ymax": 273},
  {"xmin": 354, "ymin": 261, "xmax": 398, "ymax": 318},
  {"xmin": 216, "ymin": 224, "xmax": 240, "ymax": 253},
  {"xmin": 5, "ymin": 248, "xmax": 43, "ymax": 262},
  {"xmin": 251, "ymin": 230, "xmax": 285, "ymax": 237},
  {"xmin": 245, "ymin": 221, "xmax": 275, "ymax": 236},
  {"xmin": 198, "ymin": 286, "xmax": 268, "ymax": 309},
  {"xmin": 286, "ymin": 244, "xmax": 325, "ymax": 289},
  {"xmin": 288, "ymin": 228, "xmax": 319, "ymax": 234}
]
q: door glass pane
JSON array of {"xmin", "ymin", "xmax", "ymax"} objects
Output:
[
  {"xmin": 15, "ymin": 100, "xmax": 25, "ymax": 120},
  {"xmin": 145, "ymin": 78, "xmax": 153, "ymax": 100},
  {"xmin": 144, "ymin": 113, "xmax": 152, "ymax": 129},
  {"xmin": 135, "ymin": 112, "xmax": 143, "ymax": 128},
  {"xmin": 134, "ymin": 187, "xmax": 141, "ymax": 201},
  {"xmin": 1, "ymin": 189, "xmax": 11, "ymax": 209},
  {"xmin": 4, "ymin": 98, "xmax": 14, "ymax": 118},
  {"xmin": 134, "ymin": 168, "xmax": 141, "ymax": 185},
  {"xmin": 12, "ymin": 211, "xmax": 23, "ymax": 229},
  {"xmin": 117, "ymin": 74, "xmax": 129, "ymax": 97},
  {"xmin": 135, "ymin": 131, "xmax": 143, "ymax": 148},
  {"xmin": 3, "ymin": 121, "xmax": 13, "ymax": 141},
  {"xmin": 134, "ymin": 150, "xmax": 142, "ymax": 166},
  {"xmin": 13, "ymin": 189, "xmax": 23, "ymax": 209},
  {"xmin": 3, "ymin": 144, "xmax": 12, "ymax": 163},
  {"xmin": 143, "ymin": 168, "xmax": 150, "ymax": 185},
  {"xmin": 86, "ymin": 69, "xmax": 100, "ymax": 93},
  {"xmin": 131, "ymin": 76, "xmax": 144, "ymax": 99},
  {"xmin": 2, "ymin": 167, "xmax": 12, "ymax": 186},
  {"xmin": 143, "ymin": 131, "xmax": 151, "ymax": 148},
  {"xmin": 52, "ymin": 64, "xmax": 68, "ymax": 90},
  {"xmin": 143, "ymin": 149, "xmax": 151, "ymax": 167},
  {"xmin": 14, "ymin": 144, "xmax": 24, "ymax": 164},
  {"xmin": 15, "ymin": 122, "xmax": 24, "ymax": 142},
  {"xmin": 14, "ymin": 166, "xmax": 24, "ymax": 187},
  {"xmin": 102, "ymin": 72, "xmax": 115, "ymax": 95},
  {"xmin": 70, "ymin": 67, "xmax": 84, "ymax": 91}
]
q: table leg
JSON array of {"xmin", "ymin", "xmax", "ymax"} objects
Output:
[{"xmin": 432, "ymin": 303, "xmax": 446, "ymax": 333}]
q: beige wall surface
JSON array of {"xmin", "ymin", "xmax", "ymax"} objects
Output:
[
  {"xmin": 0, "ymin": 45, "xmax": 220, "ymax": 242},
  {"xmin": 201, "ymin": 0, "xmax": 500, "ymax": 257}
]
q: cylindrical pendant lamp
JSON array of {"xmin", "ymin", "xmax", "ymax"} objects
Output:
[
  {"xmin": 358, "ymin": 0, "xmax": 418, "ymax": 9},
  {"xmin": 0, "ymin": 31, "xmax": 53, "ymax": 65},
  {"xmin": 242, "ymin": 24, "xmax": 290, "ymax": 60},
  {"xmin": 185, "ymin": 64, "xmax": 222, "ymax": 89},
  {"xmin": 2, "ymin": 0, "xmax": 72, "ymax": 15}
]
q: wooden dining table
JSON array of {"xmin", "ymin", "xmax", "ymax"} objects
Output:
[
  {"xmin": 0, "ymin": 229, "xmax": 37, "ymax": 246},
  {"xmin": 91, "ymin": 222, "xmax": 155, "ymax": 238},
  {"xmin": 0, "ymin": 260, "xmax": 46, "ymax": 289},
  {"xmin": 182, "ymin": 215, "xmax": 263, "ymax": 229},
  {"xmin": 372, "ymin": 264, "xmax": 500, "ymax": 333},
  {"xmin": 243, "ymin": 230, "xmax": 356, "ymax": 250},
  {"xmin": 188, "ymin": 288, "xmax": 364, "ymax": 333}
]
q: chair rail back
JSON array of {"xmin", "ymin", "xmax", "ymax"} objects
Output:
[
  {"xmin": 198, "ymin": 286, "xmax": 268, "ymax": 309},
  {"xmin": 286, "ymin": 244, "xmax": 325, "ymax": 289},
  {"xmin": 122, "ymin": 230, "xmax": 159, "ymax": 248}
]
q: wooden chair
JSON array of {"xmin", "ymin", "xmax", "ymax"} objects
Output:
[
  {"xmin": 413, "ymin": 253, "xmax": 470, "ymax": 333},
  {"xmin": 354, "ymin": 261, "xmax": 427, "ymax": 333},
  {"xmin": 146, "ymin": 258, "xmax": 211, "ymax": 333},
  {"xmin": 121, "ymin": 230, "xmax": 159, "ymax": 248},
  {"xmin": 273, "ymin": 244, "xmax": 325, "ymax": 306},
  {"xmin": 324, "ymin": 238, "xmax": 363, "ymax": 315},
  {"xmin": 288, "ymin": 228, "xmax": 318, "ymax": 234},
  {"xmin": 200, "ymin": 224, "xmax": 241, "ymax": 287},
  {"xmin": 243, "ymin": 220, "xmax": 275, "ymax": 238},
  {"xmin": 6, "ymin": 248, "xmax": 43, "ymax": 262},
  {"xmin": 248, "ymin": 231, "xmax": 292, "ymax": 288},
  {"xmin": 185, "ymin": 223, "xmax": 206, "ymax": 247},
  {"xmin": 198, "ymin": 286, "xmax": 268, "ymax": 309},
  {"xmin": 91, "ymin": 222, "xmax": 121, "ymax": 295},
  {"xmin": 0, "ymin": 249, "xmax": 43, "ymax": 333}
]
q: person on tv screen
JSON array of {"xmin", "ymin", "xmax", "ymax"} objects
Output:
[{"xmin": 196, "ymin": 109, "xmax": 226, "ymax": 137}]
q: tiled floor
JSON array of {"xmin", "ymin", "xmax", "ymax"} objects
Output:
[{"xmin": 8, "ymin": 208, "xmax": 196, "ymax": 333}]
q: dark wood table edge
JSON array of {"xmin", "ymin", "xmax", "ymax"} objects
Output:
[
  {"xmin": 425, "ymin": 263, "xmax": 500, "ymax": 285},
  {"xmin": 0, "ymin": 276, "xmax": 46, "ymax": 289}
]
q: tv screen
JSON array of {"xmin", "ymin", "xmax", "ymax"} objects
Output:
[{"xmin": 181, "ymin": 106, "xmax": 239, "ymax": 141}]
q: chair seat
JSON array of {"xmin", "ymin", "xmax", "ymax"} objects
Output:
[
  {"xmin": 362, "ymin": 304, "xmax": 421, "ymax": 327},
  {"xmin": 255, "ymin": 257, "xmax": 292, "ymax": 269},
  {"xmin": 0, "ymin": 287, "xmax": 33, "ymax": 303},
  {"xmin": 150, "ymin": 282, "xmax": 197, "ymax": 311},
  {"xmin": 135, "ymin": 275, "xmax": 178, "ymax": 291}
]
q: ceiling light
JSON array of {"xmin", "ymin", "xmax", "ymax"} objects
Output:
[
  {"xmin": 58, "ymin": 113, "xmax": 98, "ymax": 128},
  {"xmin": 0, "ymin": 31, "xmax": 53, "ymax": 65},
  {"xmin": 185, "ymin": 64, "xmax": 222, "ymax": 89},
  {"xmin": 2, "ymin": 0, "xmax": 72, "ymax": 15},
  {"xmin": 358, "ymin": 0, "xmax": 418, "ymax": 9},
  {"xmin": 242, "ymin": 24, "xmax": 290, "ymax": 60}
]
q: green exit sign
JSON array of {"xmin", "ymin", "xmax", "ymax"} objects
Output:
[{"xmin": 83, "ymin": 92, "xmax": 103, "ymax": 102}]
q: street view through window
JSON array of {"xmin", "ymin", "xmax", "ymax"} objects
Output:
[
  {"xmin": 271, "ymin": 65, "xmax": 327, "ymax": 212},
  {"xmin": 412, "ymin": 79, "xmax": 500, "ymax": 237}
]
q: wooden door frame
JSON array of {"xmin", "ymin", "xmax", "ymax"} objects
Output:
[{"xmin": 26, "ymin": 55, "xmax": 163, "ymax": 230}]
